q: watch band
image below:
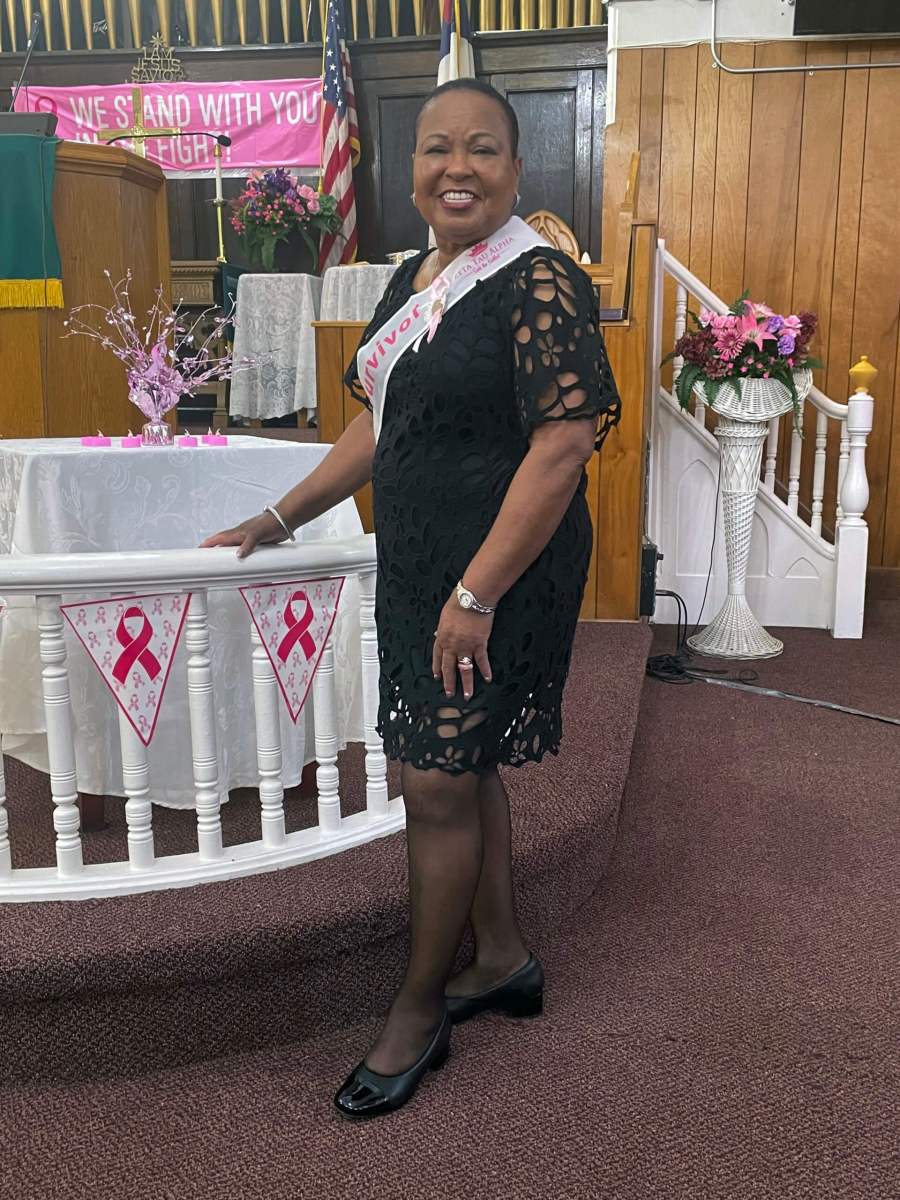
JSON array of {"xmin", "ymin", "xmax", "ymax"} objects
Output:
[{"xmin": 456, "ymin": 580, "xmax": 495, "ymax": 615}]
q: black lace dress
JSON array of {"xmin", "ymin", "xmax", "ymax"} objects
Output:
[{"xmin": 345, "ymin": 246, "xmax": 620, "ymax": 775}]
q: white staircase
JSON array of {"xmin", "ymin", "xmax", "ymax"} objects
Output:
[{"xmin": 648, "ymin": 242, "xmax": 874, "ymax": 639}]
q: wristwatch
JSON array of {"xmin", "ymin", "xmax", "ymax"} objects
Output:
[{"xmin": 456, "ymin": 580, "xmax": 495, "ymax": 615}]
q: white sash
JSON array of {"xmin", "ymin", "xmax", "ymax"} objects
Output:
[{"xmin": 357, "ymin": 215, "xmax": 548, "ymax": 441}]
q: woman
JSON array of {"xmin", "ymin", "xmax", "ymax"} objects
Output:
[{"xmin": 202, "ymin": 78, "xmax": 620, "ymax": 1119}]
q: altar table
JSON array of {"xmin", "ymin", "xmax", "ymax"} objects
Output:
[
  {"xmin": 320, "ymin": 263, "xmax": 397, "ymax": 322},
  {"xmin": 0, "ymin": 438, "xmax": 365, "ymax": 809}
]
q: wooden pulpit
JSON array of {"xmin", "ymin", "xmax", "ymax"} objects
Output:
[{"xmin": 0, "ymin": 142, "xmax": 171, "ymax": 439}]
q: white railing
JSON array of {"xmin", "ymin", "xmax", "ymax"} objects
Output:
[
  {"xmin": 0, "ymin": 533, "xmax": 405, "ymax": 902},
  {"xmin": 655, "ymin": 242, "xmax": 875, "ymax": 639}
]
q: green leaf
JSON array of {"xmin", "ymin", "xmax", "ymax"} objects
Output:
[
  {"xmin": 729, "ymin": 289, "xmax": 750, "ymax": 316},
  {"xmin": 674, "ymin": 363, "xmax": 702, "ymax": 411}
]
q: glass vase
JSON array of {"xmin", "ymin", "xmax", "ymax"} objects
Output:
[{"xmin": 141, "ymin": 420, "xmax": 174, "ymax": 447}]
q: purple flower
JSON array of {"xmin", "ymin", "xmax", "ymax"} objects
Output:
[
  {"xmin": 777, "ymin": 333, "xmax": 796, "ymax": 356},
  {"xmin": 766, "ymin": 315, "xmax": 784, "ymax": 335}
]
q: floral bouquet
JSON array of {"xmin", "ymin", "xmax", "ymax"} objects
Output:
[
  {"xmin": 665, "ymin": 293, "xmax": 821, "ymax": 420},
  {"xmin": 230, "ymin": 168, "xmax": 342, "ymax": 273},
  {"xmin": 65, "ymin": 271, "xmax": 257, "ymax": 445}
]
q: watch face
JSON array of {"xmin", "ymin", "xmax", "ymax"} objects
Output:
[{"xmin": 459, "ymin": 591, "xmax": 473, "ymax": 609}]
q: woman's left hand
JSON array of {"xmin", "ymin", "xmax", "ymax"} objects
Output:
[{"xmin": 432, "ymin": 595, "xmax": 494, "ymax": 700}]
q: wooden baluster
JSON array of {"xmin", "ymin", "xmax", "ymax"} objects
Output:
[
  {"xmin": 279, "ymin": 0, "xmax": 290, "ymax": 39},
  {"xmin": 250, "ymin": 618, "xmax": 286, "ymax": 848},
  {"xmin": 38, "ymin": 0, "xmax": 52, "ymax": 47},
  {"xmin": 520, "ymin": 0, "xmax": 535, "ymax": 27},
  {"xmin": 101, "ymin": 0, "xmax": 117, "ymax": 45},
  {"xmin": 364, "ymin": 0, "xmax": 375, "ymax": 36},
  {"xmin": 211, "ymin": 0, "xmax": 224, "ymax": 44},
  {"xmin": 318, "ymin": 0, "xmax": 325, "ymax": 38},
  {"xmin": 126, "ymin": 0, "xmax": 140, "ymax": 46},
  {"xmin": 499, "ymin": 0, "xmax": 513, "ymax": 29},
  {"xmin": 764, "ymin": 418, "xmax": 779, "ymax": 490},
  {"xmin": 0, "ymin": 734, "xmax": 10, "ymax": 877},
  {"xmin": 4, "ymin": 0, "xmax": 18, "ymax": 50},
  {"xmin": 258, "ymin": 0, "xmax": 270, "ymax": 42},
  {"xmin": 37, "ymin": 596, "xmax": 83, "ymax": 878},
  {"xmin": 787, "ymin": 400, "xmax": 804, "ymax": 517},
  {"xmin": 836, "ymin": 418, "xmax": 849, "ymax": 525},
  {"xmin": 117, "ymin": 708, "xmax": 155, "ymax": 870},
  {"xmin": 480, "ymin": 0, "xmax": 497, "ymax": 30},
  {"xmin": 555, "ymin": 0, "xmax": 570, "ymax": 27},
  {"xmin": 299, "ymin": 0, "xmax": 310, "ymax": 39},
  {"xmin": 388, "ymin": 0, "xmax": 398, "ymax": 34},
  {"xmin": 537, "ymin": 0, "xmax": 551, "ymax": 27},
  {"xmin": 359, "ymin": 570, "xmax": 388, "ymax": 819},
  {"xmin": 184, "ymin": 0, "xmax": 199, "ymax": 43},
  {"xmin": 313, "ymin": 627, "xmax": 340, "ymax": 836},
  {"xmin": 672, "ymin": 283, "xmax": 687, "ymax": 403},
  {"xmin": 185, "ymin": 591, "xmax": 224, "ymax": 860},
  {"xmin": 811, "ymin": 409, "xmax": 828, "ymax": 537},
  {"xmin": 833, "ymin": 358, "xmax": 877, "ymax": 638},
  {"xmin": 589, "ymin": 0, "xmax": 602, "ymax": 23},
  {"xmin": 571, "ymin": 0, "xmax": 586, "ymax": 24},
  {"xmin": 59, "ymin": 0, "xmax": 73, "ymax": 49},
  {"xmin": 154, "ymin": 0, "xmax": 172, "ymax": 44},
  {"xmin": 78, "ymin": 0, "xmax": 92, "ymax": 47},
  {"xmin": 236, "ymin": 0, "xmax": 248, "ymax": 43},
  {"xmin": 412, "ymin": 0, "xmax": 424, "ymax": 34}
]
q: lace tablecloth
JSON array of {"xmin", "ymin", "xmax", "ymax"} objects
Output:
[
  {"xmin": 320, "ymin": 264, "xmax": 397, "ymax": 321},
  {"xmin": 229, "ymin": 274, "xmax": 323, "ymax": 421},
  {"xmin": 0, "ymin": 437, "xmax": 364, "ymax": 808}
]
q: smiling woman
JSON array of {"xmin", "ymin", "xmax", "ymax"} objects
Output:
[{"xmin": 201, "ymin": 78, "xmax": 621, "ymax": 1123}]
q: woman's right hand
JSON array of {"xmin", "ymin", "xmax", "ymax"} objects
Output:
[{"xmin": 199, "ymin": 510, "xmax": 290, "ymax": 558}]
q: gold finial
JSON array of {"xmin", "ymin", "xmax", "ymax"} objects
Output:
[{"xmin": 849, "ymin": 355, "xmax": 878, "ymax": 394}]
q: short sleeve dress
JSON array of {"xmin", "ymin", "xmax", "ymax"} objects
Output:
[{"xmin": 345, "ymin": 246, "xmax": 620, "ymax": 775}]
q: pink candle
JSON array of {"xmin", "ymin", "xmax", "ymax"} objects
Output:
[
  {"xmin": 120, "ymin": 432, "xmax": 142, "ymax": 448},
  {"xmin": 177, "ymin": 433, "xmax": 198, "ymax": 448},
  {"xmin": 81, "ymin": 432, "xmax": 112, "ymax": 447},
  {"xmin": 201, "ymin": 429, "xmax": 228, "ymax": 446}
]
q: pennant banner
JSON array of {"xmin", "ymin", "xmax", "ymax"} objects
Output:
[
  {"xmin": 61, "ymin": 592, "xmax": 191, "ymax": 746},
  {"xmin": 240, "ymin": 577, "xmax": 344, "ymax": 723}
]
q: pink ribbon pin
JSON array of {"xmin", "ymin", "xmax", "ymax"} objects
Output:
[
  {"xmin": 112, "ymin": 607, "xmax": 161, "ymax": 685},
  {"xmin": 277, "ymin": 590, "xmax": 316, "ymax": 664}
]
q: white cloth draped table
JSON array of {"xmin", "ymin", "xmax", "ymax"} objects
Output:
[
  {"xmin": 320, "ymin": 263, "xmax": 398, "ymax": 322},
  {"xmin": 229, "ymin": 274, "xmax": 323, "ymax": 421},
  {"xmin": 0, "ymin": 437, "xmax": 364, "ymax": 809}
]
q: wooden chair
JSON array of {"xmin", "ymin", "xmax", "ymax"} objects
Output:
[{"xmin": 524, "ymin": 209, "xmax": 581, "ymax": 260}]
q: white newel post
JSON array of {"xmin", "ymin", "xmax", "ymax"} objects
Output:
[
  {"xmin": 359, "ymin": 569, "xmax": 388, "ymax": 820},
  {"xmin": 833, "ymin": 358, "xmax": 876, "ymax": 639},
  {"xmin": 688, "ymin": 370, "xmax": 813, "ymax": 660},
  {"xmin": 37, "ymin": 595, "xmax": 84, "ymax": 876},
  {"xmin": 313, "ymin": 627, "xmax": 341, "ymax": 835},
  {"xmin": 185, "ymin": 590, "xmax": 224, "ymax": 859},
  {"xmin": 250, "ymin": 618, "xmax": 286, "ymax": 847},
  {"xmin": 117, "ymin": 708, "xmax": 155, "ymax": 870},
  {"xmin": 0, "ymin": 734, "xmax": 10, "ymax": 876}
]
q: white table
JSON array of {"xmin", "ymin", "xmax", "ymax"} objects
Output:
[
  {"xmin": 320, "ymin": 263, "xmax": 397, "ymax": 322},
  {"xmin": 0, "ymin": 437, "xmax": 364, "ymax": 808},
  {"xmin": 229, "ymin": 273, "xmax": 323, "ymax": 422}
]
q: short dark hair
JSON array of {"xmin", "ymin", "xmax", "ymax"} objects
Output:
[{"xmin": 414, "ymin": 78, "xmax": 520, "ymax": 157}]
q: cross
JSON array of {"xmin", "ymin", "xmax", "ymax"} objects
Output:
[{"xmin": 97, "ymin": 86, "xmax": 181, "ymax": 159}]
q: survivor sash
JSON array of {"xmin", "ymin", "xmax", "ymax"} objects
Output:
[{"xmin": 357, "ymin": 215, "xmax": 548, "ymax": 441}]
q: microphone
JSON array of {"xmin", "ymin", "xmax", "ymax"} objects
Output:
[
  {"xmin": 9, "ymin": 13, "xmax": 43, "ymax": 113},
  {"xmin": 103, "ymin": 130, "xmax": 232, "ymax": 149}
]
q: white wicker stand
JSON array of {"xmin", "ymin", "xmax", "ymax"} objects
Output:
[{"xmin": 688, "ymin": 371, "xmax": 813, "ymax": 660}]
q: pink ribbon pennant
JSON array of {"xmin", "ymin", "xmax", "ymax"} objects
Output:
[
  {"xmin": 61, "ymin": 591, "xmax": 192, "ymax": 747},
  {"xmin": 239, "ymin": 576, "xmax": 345, "ymax": 723}
]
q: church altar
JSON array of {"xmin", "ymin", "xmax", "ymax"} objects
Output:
[
  {"xmin": 228, "ymin": 264, "xmax": 398, "ymax": 423},
  {"xmin": 0, "ymin": 437, "xmax": 365, "ymax": 808}
]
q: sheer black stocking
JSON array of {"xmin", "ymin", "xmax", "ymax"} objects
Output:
[
  {"xmin": 363, "ymin": 762, "xmax": 483, "ymax": 1076},
  {"xmin": 446, "ymin": 766, "xmax": 529, "ymax": 998}
]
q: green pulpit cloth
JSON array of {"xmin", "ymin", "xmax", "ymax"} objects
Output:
[{"xmin": 0, "ymin": 135, "xmax": 64, "ymax": 309}]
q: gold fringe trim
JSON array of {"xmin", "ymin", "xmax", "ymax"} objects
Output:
[{"xmin": 0, "ymin": 278, "xmax": 64, "ymax": 309}]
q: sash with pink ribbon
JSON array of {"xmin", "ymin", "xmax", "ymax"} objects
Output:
[{"xmin": 356, "ymin": 215, "xmax": 548, "ymax": 442}]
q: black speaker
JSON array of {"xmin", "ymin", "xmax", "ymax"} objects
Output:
[
  {"xmin": 794, "ymin": 0, "xmax": 900, "ymax": 37},
  {"xmin": 0, "ymin": 113, "xmax": 58, "ymax": 136}
]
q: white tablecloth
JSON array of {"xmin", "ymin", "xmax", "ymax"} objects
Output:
[
  {"xmin": 229, "ymin": 274, "xmax": 323, "ymax": 421},
  {"xmin": 320, "ymin": 263, "xmax": 397, "ymax": 321},
  {"xmin": 0, "ymin": 437, "xmax": 364, "ymax": 808}
]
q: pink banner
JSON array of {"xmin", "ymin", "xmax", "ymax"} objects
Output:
[
  {"xmin": 14, "ymin": 78, "xmax": 322, "ymax": 175},
  {"xmin": 240, "ymin": 577, "xmax": 344, "ymax": 723}
]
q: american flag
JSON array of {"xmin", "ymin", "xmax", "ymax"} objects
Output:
[{"xmin": 319, "ymin": 0, "xmax": 359, "ymax": 271}]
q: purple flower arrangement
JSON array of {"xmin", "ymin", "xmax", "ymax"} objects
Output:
[
  {"xmin": 230, "ymin": 168, "xmax": 341, "ymax": 272},
  {"xmin": 64, "ymin": 271, "xmax": 257, "ymax": 431},
  {"xmin": 665, "ymin": 292, "xmax": 821, "ymax": 416}
]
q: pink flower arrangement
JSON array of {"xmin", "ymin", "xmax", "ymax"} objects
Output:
[
  {"xmin": 64, "ymin": 271, "xmax": 257, "ymax": 426},
  {"xmin": 230, "ymin": 168, "xmax": 341, "ymax": 272},
  {"xmin": 665, "ymin": 292, "xmax": 821, "ymax": 416}
]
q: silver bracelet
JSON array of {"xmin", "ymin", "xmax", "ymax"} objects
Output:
[{"xmin": 263, "ymin": 504, "xmax": 296, "ymax": 543}]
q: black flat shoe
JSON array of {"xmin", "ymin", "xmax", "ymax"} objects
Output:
[
  {"xmin": 445, "ymin": 953, "xmax": 545, "ymax": 1025},
  {"xmin": 333, "ymin": 1012, "xmax": 451, "ymax": 1121}
]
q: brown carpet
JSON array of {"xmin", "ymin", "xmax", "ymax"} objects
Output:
[{"xmin": 2, "ymin": 609, "xmax": 897, "ymax": 1198}]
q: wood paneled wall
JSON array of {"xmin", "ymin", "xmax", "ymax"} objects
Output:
[{"xmin": 603, "ymin": 40, "xmax": 900, "ymax": 568}]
